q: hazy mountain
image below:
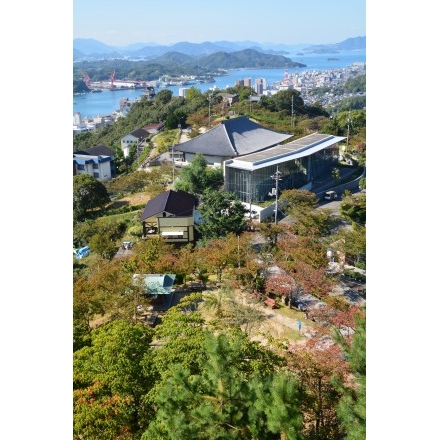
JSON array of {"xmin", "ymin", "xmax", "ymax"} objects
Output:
[
  {"xmin": 73, "ymin": 36, "xmax": 366, "ymax": 61},
  {"xmin": 302, "ymin": 36, "xmax": 366, "ymax": 53},
  {"xmin": 149, "ymin": 51, "xmax": 196, "ymax": 66},
  {"xmin": 122, "ymin": 42, "xmax": 161, "ymax": 51},
  {"xmin": 73, "ymin": 48, "xmax": 86, "ymax": 59},
  {"xmin": 73, "ymin": 38, "xmax": 120, "ymax": 55},
  {"xmin": 73, "ymin": 38, "xmax": 247, "ymax": 59}
]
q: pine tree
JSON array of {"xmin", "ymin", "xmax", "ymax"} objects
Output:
[{"xmin": 334, "ymin": 306, "xmax": 366, "ymax": 440}]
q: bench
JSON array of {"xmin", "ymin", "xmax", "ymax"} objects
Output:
[
  {"xmin": 188, "ymin": 283, "xmax": 206, "ymax": 292},
  {"xmin": 264, "ymin": 297, "xmax": 277, "ymax": 309}
]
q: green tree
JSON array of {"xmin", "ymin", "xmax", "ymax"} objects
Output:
[
  {"xmin": 196, "ymin": 190, "xmax": 247, "ymax": 241},
  {"xmin": 73, "ymin": 174, "xmax": 110, "ymax": 220},
  {"xmin": 333, "ymin": 307, "xmax": 366, "ymax": 440},
  {"xmin": 115, "ymin": 170, "xmax": 150, "ymax": 194},
  {"xmin": 73, "ymin": 218, "xmax": 127, "ymax": 249},
  {"xmin": 174, "ymin": 152, "xmax": 223, "ymax": 195},
  {"xmin": 185, "ymin": 86, "xmax": 204, "ymax": 101},
  {"xmin": 279, "ymin": 189, "xmax": 318, "ymax": 215},
  {"xmin": 331, "ymin": 167, "xmax": 341, "ymax": 182},
  {"xmin": 73, "ymin": 320, "xmax": 155, "ymax": 439},
  {"xmin": 152, "ymin": 293, "xmax": 206, "ymax": 375},
  {"xmin": 73, "ymin": 276, "xmax": 106, "ymax": 352},
  {"xmin": 144, "ymin": 330, "xmax": 301, "ymax": 439},
  {"xmin": 339, "ymin": 193, "xmax": 366, "ymax": 226},
  {"xmin": 261, "ymin": 89, "xmax": 305, "ymax": 113},
  {"xmin": 332, "ymin": 224, "xmax": 366, "ymax": 267},
  {"xmin": 88, "ymin": 233, "xmax": 117, "ymax": 260},
  {"xmin": 290, "ymin": 209, "xmax": 336, "ymax": 238},
  {"xmin": 155, "ymin": 88, "xmax": 173, "ymax": 104},
  {"xmin": 343, "ymin": 75, "xmax": 366, "ymax": 94},
  {"xmin": 202, "ymin": 284, "xmax": 264, "ymax": 337}
]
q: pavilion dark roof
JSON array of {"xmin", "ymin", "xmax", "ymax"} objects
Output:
[
  {"xmin": 140, "ymin": 190, "xmax": 197, "ymax": 221},
  {"xmin": 175, "ymin": 116, "xmax": 293, "ymax": 157}
]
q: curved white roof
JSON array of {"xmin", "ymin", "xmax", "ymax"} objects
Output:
[{"xmin": 225, "ymin": 133, "xmax": 346, "ymax": 170}]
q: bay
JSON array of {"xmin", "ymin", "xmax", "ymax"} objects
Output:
[{"xmin": 73, "ymin": 50, "xmax": 366, "ymax": 119}]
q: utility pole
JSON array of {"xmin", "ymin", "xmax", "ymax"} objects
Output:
[
  {"xmin": 250, "ymin": 85, "xmax": 253, "ymax": 114},
  {"xmin": 291, "ymin": 94, "xmax": 294, "ymax": 127},
  {"xmin": 346, "ymin": 109, "xmax": 351, "ymax": 151},
  {"xmin": 208, "ymin": 93, "xmax": 213, "ymax": 127},
  {"xmin": 171, "ymin": 144, "xmax": 175, "ymax": 185},
  {"xmin": 137, "ymin": 136, "xmax": 143, "ymax": 163}
]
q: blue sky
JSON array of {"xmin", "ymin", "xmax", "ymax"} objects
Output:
[{"xmin": 73, "ymin": 0, "xmax": 366, "ymax": 47}]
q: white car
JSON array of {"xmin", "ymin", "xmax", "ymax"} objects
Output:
[{"xmin": 324, "ymin": 191, "xmax": 338, "ymax": 200}]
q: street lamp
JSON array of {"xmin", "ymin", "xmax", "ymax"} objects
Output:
[
  {"xmin": 346, "ymin": 109, "xmax": 351, "ymax": 150},
  {"xmin": 271, "ymin": 166, "xmax": 282, "ymax": 224}
]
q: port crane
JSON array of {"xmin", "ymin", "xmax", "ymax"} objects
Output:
[
  {"xmin": 109, "ymin": 70, "xmax": 116, "ymax": 90},
  {"xmin": 81, "ymin": 71, "xmax": 91, "ymax": 88}
]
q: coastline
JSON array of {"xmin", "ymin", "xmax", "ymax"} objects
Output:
[{"xmin": 74, "ymin": 50, "xmax": 366, "ymax": 119}]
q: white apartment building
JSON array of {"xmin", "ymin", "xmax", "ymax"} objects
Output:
[{"xmin": 73, "ymin": 154, "xmax": 113, "ymax": 180}]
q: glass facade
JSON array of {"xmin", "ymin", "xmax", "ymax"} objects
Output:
[{"xmin": 225, "ymin": 145, "xmax": 339, "ymax": 203}]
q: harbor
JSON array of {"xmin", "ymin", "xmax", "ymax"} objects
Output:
[{"xmin": 74, "ymin": 50, "xmax": 366, "ymax": 123}]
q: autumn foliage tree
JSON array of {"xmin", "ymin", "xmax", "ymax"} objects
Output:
[
  {"xmin": 275, "ymin": 233, "xmax": 337, "ymax": 298},
  {"xmin": 286, "ymin": 339, "xmax": 350, "ymax": 440}
]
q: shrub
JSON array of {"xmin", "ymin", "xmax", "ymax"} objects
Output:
[
  {"xmin": 127, "ymin": 224, "xmax": 143, "ymax": 237},
  {"xmin": 355, "ymin": 261, "xmax": 366, "ymax": 270},
  {"xmin": 343, "ymin": 269, "xmax": 366, "ymax": 283}
]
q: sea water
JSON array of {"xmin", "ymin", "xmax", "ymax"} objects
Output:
[{"xmin": 73, "ymin": 50, "xmax": 366, "ymax": 119}]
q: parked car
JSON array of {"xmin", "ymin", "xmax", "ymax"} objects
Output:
[
  {"xmin": 74, "ymin": 246, "xmax": 90, "ymax": 259},
  {"xmin": 323, "ymin": 190, "xmax": 338, "ymax": 200}
]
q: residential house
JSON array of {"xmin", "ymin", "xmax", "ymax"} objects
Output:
[
  {"xmin": 219, "ymin": 93, "xmax": 238, "ymax": 107},
  {"xmin": 121, "ymin": 128, "xmax": 149, "ymax": 158},
  {"xmin": 140, "ymin": 190, "xmax": 197, "ymax": 243},
  {"xmin": 73, "ymin": 154, "xmax": 113, "ymax": 180},
  {"xmin": 142, "ymin": 122, "xmax": 164, "ymax": 134},
  {"xmin": 73, "ymin": 145, "xmax": 116, "ymax": 180}
]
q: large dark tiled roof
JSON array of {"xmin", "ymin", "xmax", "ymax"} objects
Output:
[
  {"xmin": 130, "ymin": 128, "xmax": 149, "ymax": 139},
  {"xmin": 76, "ymin": 144, "xmax": 115, "ymax": 157},
  {"xmin": 140, "ymin": 190, "xmax": 196, "ymax": 221},
  {"xmin": 175, "ymin": 116, "xmax": 293, "ymax": 157}
]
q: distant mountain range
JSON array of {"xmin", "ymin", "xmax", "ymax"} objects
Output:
[{"xmin": 73, "ymin": 36, "xmax": 366, "ymax": 61}]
